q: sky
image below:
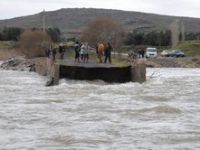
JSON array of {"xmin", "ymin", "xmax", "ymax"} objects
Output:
[{"xmin": 0, "ymin": 0, "xmax": 200, "ymax": 19}]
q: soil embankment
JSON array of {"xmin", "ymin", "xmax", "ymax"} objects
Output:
[
  {"xmin": 1, "ymin": 56, "xmax": 200, "ymax": 74},
  {"xmin": 0, "ymin": 57, "xmax": 48, "ymax": 76},
  {"xmin": 146, "ymin": 57, "xmax": 200, "ymax": 68},
  {"xmin": 0, "ymin": 49, "xmax": 22, "ymax": 60}
]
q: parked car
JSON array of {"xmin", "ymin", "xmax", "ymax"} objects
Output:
[
  {"xmin": 167, "ymin": 50, "xmax": 185, "ymax": 57},
  {"xmin": 161, "ymin": 50, "xmax": 171, "ymax": 57},
  {"xmin": 146, "ymin": 47, "xmax": 157, "ymax": 58}
]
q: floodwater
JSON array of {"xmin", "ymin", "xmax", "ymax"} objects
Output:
[{"xmin": 0, "ymin": 66, "xmax": 200, "ymax": 149}]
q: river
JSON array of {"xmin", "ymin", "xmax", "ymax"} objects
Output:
[{"xmin": 0, "ymin": 67, "xmax": 200, "ymax": 149}]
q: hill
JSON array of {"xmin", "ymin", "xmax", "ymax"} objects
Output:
[{"xmin": 0, "ymin": 8, "xmax": 200, "ymax": 33}]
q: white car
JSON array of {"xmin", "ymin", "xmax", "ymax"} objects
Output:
[
  {"xmin": 161, "ymin": 50, "xmax": 171, "ymax": 57},
  {"xmin": 146, "ymin": 47, "xmax": 157, "ymax": 58}
]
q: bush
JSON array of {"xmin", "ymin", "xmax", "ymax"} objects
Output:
[
  {"xmin": 18, "ymin": 30, "xmax": 52, "ymax": 58},
  {"xmin": 0, "ymin": 27, "xmax": 24, "ymax": 41},
  {"xmin": 46, "ymin": 27, "xmax": 61, "ymax": 42}
]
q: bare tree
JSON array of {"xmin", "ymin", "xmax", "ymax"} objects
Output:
[
  {"xmin": 19, "ymin": 30, "xmax": 52, "ymax": 58},
  {"xmin": 81, "ymin": 17, "xmax": 125, "ymax": 51}
]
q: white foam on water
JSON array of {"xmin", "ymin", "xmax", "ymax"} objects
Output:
[{"xmin": 0, "ymin": 68, "xmax": 200, "ymax": 149}]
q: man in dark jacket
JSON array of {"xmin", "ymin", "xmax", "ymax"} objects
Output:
[
  {"xmin": 59, "ymin": 43, "xmax": 65, "ymax": 59},
  {"xmin": 104, "ymin": 42, "xmax": 113, "ymax": 63},
  {"xmin": 74, "ymin": 41, "xmax": 80, "ymax": 62}
]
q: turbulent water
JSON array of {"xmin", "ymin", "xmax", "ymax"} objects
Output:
[{"xmin": 0, "ymin": 65, "xmax": 200, "ymax": 149}]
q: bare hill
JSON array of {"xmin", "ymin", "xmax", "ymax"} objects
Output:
[{"xmin": 0, "ymin": 8, "xmax": 200, "ymax": 33}]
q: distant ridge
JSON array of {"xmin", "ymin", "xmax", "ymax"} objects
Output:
[{"xmin": 0, "ymin": 8, "xmax": 200, "ymax": 33}]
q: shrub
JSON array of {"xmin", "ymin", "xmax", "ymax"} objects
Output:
[{"xmin": 18, "ymin": 30, "xmax": 52, "ymax": 58}]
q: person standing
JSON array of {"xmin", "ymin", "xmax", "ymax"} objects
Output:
[
  {"xmin": 83, "ymin": 43, "xmax": 89, "ymax": 63},
  {"xmin": 80, "ymin": 43, "xmax": 85, "ymax": 61},
  {"xmin": 97, "ymin": 42, "xmax": 104, "ymax": 63},
  {"xmin": 141, "ymin": 49, "xmax": 145, "ymax": 58},
  {"xmin": 104, "ymin": 42, "xmax": 112, "ymax": 63},
  {"xmin": 74, "ymin": 41, "xmax": 80, "ymax": 62},
  {"xmin": 80, "ymin": 43, "xmax": 89, "ymax": 63},
  {"xmin": 59, "ymin": 43, "xmax": 65, "ymax": 59}
]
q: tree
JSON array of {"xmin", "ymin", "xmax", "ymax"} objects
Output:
[
  {"xmin": 46, "ymin": 27, "xmax": 61, "ymax": 42},
  {"xmin": 0, "ymin": 32, "xmax": 3, "ymax": 41},
  {"xmin": 0, "ymin": 27, "xmax": 24, "ymax": 41},
  {"xmin": 185, "ymin": 32, "xmax": 200, "ymax": 40},
  {"xmin": 124, "ymin": 32, "xmax": 135, "ymax": 45},
  {"xmin": 134, "ymin": 32, "xmax": 145, "ymax": 45},
  {"xmin": 162, "ymin": 30, "xmax": 171, "ymax": 46},
  {"xmin": 124, "ymin": 30, "xmax": 172, "ymax": 46},
  {"xmin": 18, "ymin": 30, "xmax": 51, "ymax": 58},
  {"xmin": 81, "ymin": 17, "xmax": 125, "ymax": 51}
]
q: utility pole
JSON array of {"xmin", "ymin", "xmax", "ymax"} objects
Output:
[
  {"xmin": 42, "ymin": 9, "xmax": 47, "ymax": 48},
  {"xmin": 170, "ymin": 19, "xmax": 180, "ymax": 47},
  {"xmin": 42, "ymin": 9, "xmax": 46, "ymax": 33},
  {"xmin": 180, "ymin": 19, "xmax": 185, "ymax": 41}
]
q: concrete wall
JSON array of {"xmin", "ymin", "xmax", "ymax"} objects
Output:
[
  {"xmin": 60, "ymin": 65, "xmax": 131, "ymax": 83},
  {"xmin": 43, "ymin": 57, "xmax": 147, "ymax": 85},
  {"xmin": 130, "ymin": 63, "xmax": 146, "ymax": 83},
  {"xmin": 58, "ymin": 63, "xmax": 146, "ymax": 83}
]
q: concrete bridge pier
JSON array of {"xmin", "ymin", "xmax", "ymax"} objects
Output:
[
  {"xmin": 46, "ymin": 59, "xmax": 146, "ymax": 86},
  {"xmin": 46, "ymin": 61, "xmax": 60, "ymax": 86},
  {"xmin": 130, "ymin": 62, "xmax": 146, "ymax": 83}
]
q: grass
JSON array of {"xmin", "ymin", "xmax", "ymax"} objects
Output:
[
  {"xmin": 0, "ymin": 41, "xmax": 17, "ymax": 50},
  {"xmin": 174, "ymin": 40, "xmax": 200, "ymax": 56},
  {"xmin": 111, "ymin": 54, "xmax": 129, "ymax": 67},
  {"xmin": 0, "ymin": 41, "xmax": 19, "ymax": 60}
]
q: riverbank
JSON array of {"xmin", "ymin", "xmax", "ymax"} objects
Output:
[
  {"xmin": 0, "ymin": 56, "xmax": 147, "ymax": 84},
  {"xmin": 0, "ymin": 42, "xmax": 200, "ymax": 69},
  {"xmin": 146, "ymin": 57, "xmax": 200, "ymax": 68},
  {"xmin": 1, "ymin": 56, "xmax": 200, "ymax": 75}
]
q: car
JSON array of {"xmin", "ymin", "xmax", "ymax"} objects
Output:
[
  {"xmin": 167, "ymin": 50, "xmax": 185, "ymax": 57},
  {"xmin": 161, "ymin": 50, "xmax": 171, "ymax": 57},
  {"xmin": 146, "ymin": 47, "xmax": 157, "ymax": 58}
]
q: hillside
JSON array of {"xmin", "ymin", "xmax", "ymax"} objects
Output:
[
  {"xmin": 175, "ymin": 40, "xmax": 200, "ymax": 56},
  {"xmin": 0, "ymin": 8, "xmax": 200, "ymax": 33}
]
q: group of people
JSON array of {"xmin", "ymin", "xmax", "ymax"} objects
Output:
[
  {"xmin": 74, "ymin": 41, "xmax": 113, "ymax": 64},
  {"xmin": 138, "ymin": 49, "xmax": 145, "ymax": 58},
  {"xmin": 45, "ymin": 43, "xmax": 66, "ymax": 61},
  {"xmin": 96, "ymin": 42, "xmax": 113, "ymax": 63},
  {"xmin": 45, "ymin": 41, "xmax": 113, "ymax": 64},
  {"xmin": 74, "ymin": 42, "xmax": 89, "ymax": 63}
]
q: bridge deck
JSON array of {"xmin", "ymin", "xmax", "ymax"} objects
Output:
[{"xmin": 56, "ymin": 60, "xmax": 129, "ymax": 68}]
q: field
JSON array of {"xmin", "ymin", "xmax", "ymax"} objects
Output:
[
  {"xmin": 175, "ymin": 40, "xmax": 200, "ymax": 56},
  {"xmin": 0, "ymin": 41, "xmax": 17, "ymax": 50},
  {"xmin": 0, "ymin": 41, "xmax": 19, "ymax": 60}
]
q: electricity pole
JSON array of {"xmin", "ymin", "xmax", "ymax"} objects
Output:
[{"xmin": 43, "ymin": 9, "xmax": 46, "ymax": 33}]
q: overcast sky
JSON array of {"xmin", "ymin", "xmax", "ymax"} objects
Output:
[{"xmin": 0, "ymin": 0, "xmax": 200, "ymax": 19}]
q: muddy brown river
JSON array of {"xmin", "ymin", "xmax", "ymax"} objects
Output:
[{"xmin": 0, "ymin": 67, "xmax": 200, "ymax": 149}]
